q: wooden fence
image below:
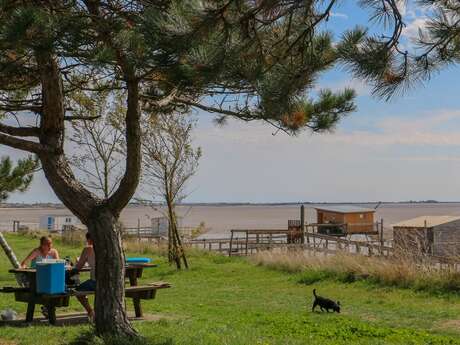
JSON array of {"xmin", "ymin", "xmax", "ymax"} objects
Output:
[
  {"xmin": 123, "ymin": 226, "xmax": 197, "ymax": 240},
  {"xmin": 189, "ymin": 230, "xmax": 393, "ymax": 257},
  {"xmin": 188, "ymin": 231, "xmax": 460, "ymax": 270}
]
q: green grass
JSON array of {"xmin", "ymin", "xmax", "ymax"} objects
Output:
[{"xmin": 1, "ymin": 233, "xmax": 460, "ymax": 345}]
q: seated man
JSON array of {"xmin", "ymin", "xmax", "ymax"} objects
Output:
[{"xmin": 73, "ymin": 232, "xmax": 95, "ymax": 321}]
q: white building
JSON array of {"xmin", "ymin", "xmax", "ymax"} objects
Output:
[
  {"xmin": 39, "ymin": 215, "xmax": 81, "ymax": 231},
  {"xmin": 151, "ymin": 216, "xmax": 183, "ymax": 237}
]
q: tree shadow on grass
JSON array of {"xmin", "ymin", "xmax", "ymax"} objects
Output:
[
  {"xmin": 0, "ymin": 313, "xmax": 90, "ymax": 328},
  {"xmin": 68, "ymin": 330, "xmax": 174, "ymax": 345}
]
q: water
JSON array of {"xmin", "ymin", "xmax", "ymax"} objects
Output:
[{"xmin": 2, "ymin": 203, "xmax": 460, "ymax": 238}]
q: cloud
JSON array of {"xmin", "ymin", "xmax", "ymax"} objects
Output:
[
  {"xmin": 392, "ymin": 155, "xmax": 460, "ymax": 162},
  {"xmin": 314, "ymin": 110, "xmax": 460, "ymax": 147},
  {"xmin": 195, "ymin": 109, "xmax": 460, "ymax": 150},
  {"xmin": 189, "ymin": 107, "xmax": 460, "ymax": 202},
  {"xmin": 318, "ymin": 78, "xmax": 371, "ymax": 96},
  {"xmin": 330, "ymin": 12, "xmax": 348, "ymax": 19},
  {"xmin": 402, "ymin": 17, "xmax": 429, "ymax": 40},
  {"xmin": 397, "ymin": 1, "xmax": 407, "ymax": 16},
  {"xmin": 5, "ymin": 103, "xmax": 460, "ymax": 203}
]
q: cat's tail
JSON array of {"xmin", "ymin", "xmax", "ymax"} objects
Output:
[{"xmin": 313, "ymin": 289, "xmax": 317, "ymax": 298}]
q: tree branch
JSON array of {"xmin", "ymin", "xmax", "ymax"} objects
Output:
[
  {"xmin": 174, "ymin": 97, "xmax": 252, "ymax": 118},
  {"xmin": 0, "ymin": 123, "xmax": 40, "ymax": 137},
  {"xmin": 0, "ymin": 133, "xmax": 47, "ymax": 154},
  {"xmin": 108, "ymin": 79, "xmax": 141, "ymax": 214},
  {"xmin": 36, "ymin": 52, "xmax": 97, "ymax": 222},
  {"xmin": 64, "ymin": 115, "xmax": 101, "ymax": 121},
  {"xmin": 140, "ymin": 88, "xmax": 178, "ymax": 108},
  {"xmin": 0, "ymin": 105, "xmax": 42, "ymax": 113}
]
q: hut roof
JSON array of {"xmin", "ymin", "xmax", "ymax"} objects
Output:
[
  {"xmin": 314, "ymin": 205, "xmax": 375, "ymax": 214},
  {"xmin": 392, "ymin": 216, "xmax": 460, "ymax": 228}
]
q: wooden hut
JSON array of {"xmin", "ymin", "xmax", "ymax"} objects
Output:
[
  {"xmin": 392, "ymin": 216, "xmax": 460, "ymax": 257},
  {"xmin": 315, "ymin": 205, "xmax": 376, "ymax": 234}
]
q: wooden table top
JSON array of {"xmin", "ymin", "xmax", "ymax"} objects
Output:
[
  {"xmin": 9, "ymin": 262, "xmax": 156, "ymax": 274},
  {"xmin": 9, "ymin": 267, "xmax": 91, "ymax": 274}
]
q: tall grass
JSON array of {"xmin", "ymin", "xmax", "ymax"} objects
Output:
[
  {"xmin": 251, "ymin": 250, "xmax": 460, "ymax": 293},
  {"xmin": 123, "ymin": 238, "xmax": 206, "ymax": 259},
  {"xmin": 123, "ymin": 239, "xmax": 169, "ymax": 256}
]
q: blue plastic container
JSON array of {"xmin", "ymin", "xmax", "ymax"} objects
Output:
[
  {"xmin": 126, "ymin": 257, "xmax": 151, "ymax": 264},
  {"xmin": 36, "ymin": 260, "xmax": 66, "ymax": 294}
]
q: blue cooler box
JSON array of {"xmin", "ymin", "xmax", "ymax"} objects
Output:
[{"xmin": 36, "ymin": 259, "xmax": 66, "ymax": 294}]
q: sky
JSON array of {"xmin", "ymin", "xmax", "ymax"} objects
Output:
[{"xmin": 5, "ymin": 1, "xmax": 460, "ymax": 204}]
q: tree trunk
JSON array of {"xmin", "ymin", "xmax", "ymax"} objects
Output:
[
  {"xmin": 167, "ymin": 219, "xmax": 173, "ymax": 263},
  {"xmin": 87, "ymin": 206, "xmax": 136, "ymax": 337},
  {"xmin": 35, "ymin": 50, "xmax": 142, "ymax": 338},
  {"xmin": 172, "ymin": 221, "xmax": 188, "ymax": 269},
  {"xmin": 166, "ymin": 197, "xmax": 188, "ymax": 269}
]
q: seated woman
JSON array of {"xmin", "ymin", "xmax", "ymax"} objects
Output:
[
  {"xmin": 20, "ymin": 236, "xmax": 59, "ymax": 268},
  {"xmin": 73, "ymin": 232, "xmax": 95, "ymax": 320}
]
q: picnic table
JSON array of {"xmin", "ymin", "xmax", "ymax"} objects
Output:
[{"xmin": 2, "ymin": 263, "xmax": 170, "ymax": 324}]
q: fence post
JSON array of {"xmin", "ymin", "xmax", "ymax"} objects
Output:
[
  {"xmin": 137, "ymin": 218, "xmax": 141, "ymax": 243},
  {"xmin": 300, "ymin": 205, "xmax": 305, "ymax": 244},
  {"xmin": 229, "ymin": 230, "xmax": 234, "ymax": 256},
  {"xmin": 245, "ymin": 231, "xmax": 249, "ymax": 256}
]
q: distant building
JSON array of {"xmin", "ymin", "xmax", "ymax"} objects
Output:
[
  {"xmin": 151, "ymin": 217, "xmax": 169, "ymax": 237},
  {"xmin": 393, "ymin": 216, "xmax": 460, "ymax": 257},
  {"xmin": 315, "ymin": 205, "xmax": 376, "ymax": 234},
  {"xmin": 39, "ymin": 215, "xmax": 81, "ymax": 231},
  {"xmin": 150, "ymin": 216, "xmax": 183, "ymax": 237}
]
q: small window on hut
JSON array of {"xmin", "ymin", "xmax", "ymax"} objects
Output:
[{"xmin": 359, "ymin": 214, "xmax": 364, "ymax": 219}]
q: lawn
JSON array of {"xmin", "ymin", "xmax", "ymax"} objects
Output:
[{"xmin": 0, "ymin": 233, "xmax": 460, "ymax": 345}]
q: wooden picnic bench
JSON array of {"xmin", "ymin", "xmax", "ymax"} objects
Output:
[
  {"xmin": 1, "ymin": 264, "xmax": 170, "ymax": 325},
  {"xmin": 1, "ymin": 282, "xmax": 170, "ymax": 324}
]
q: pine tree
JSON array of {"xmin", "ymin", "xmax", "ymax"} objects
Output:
[
  {"xmin": 338, "ymin": 0, "xmax": 459, "ymax": 99},
  {"xmin": 0, "ymin": 156, "xmax": 38, "ymax": 202},
  {"xmin": 0, "ymin": 1, "xmax": 357, "ymax": 337}
]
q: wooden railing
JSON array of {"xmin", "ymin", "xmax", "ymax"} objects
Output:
[
  {"xmin": 123, "ymin": 227, "xmax": 161, "ymax": 239},
  {"xmin": 123, "ymin": 226, "xmax": 198, "ymax": 240},
  {"xmin": 188, "ymin": 231, "xmax": 393, "ymax": 257}
]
